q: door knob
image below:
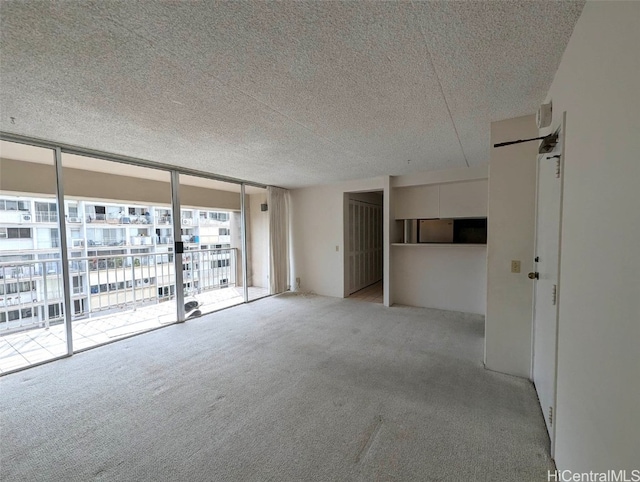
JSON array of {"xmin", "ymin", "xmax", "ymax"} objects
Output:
[{"xmin": 528, "ymin": 272, "xmax": 539, "ymax": 280}]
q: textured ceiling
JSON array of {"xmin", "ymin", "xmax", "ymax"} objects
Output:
[{"xmin": 0, "ymin": 1, "xmax": 584, "ymax": 188}]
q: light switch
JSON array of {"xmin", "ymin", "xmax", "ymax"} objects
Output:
[
  {"xmin": 335, "ymin": 245, "xmax": 339, "ymax": 252},
  {"xmin": 511, "ymin": 260, "xmax": 521, "ymax": 273}
]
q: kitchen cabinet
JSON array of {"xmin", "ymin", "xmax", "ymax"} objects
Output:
[
  {"xmin": 394, "ymin": 179, "xmax": 488, "ymax": 220},
  {"xmin": 394, "ymin": 184, "xmax": 439, "ymax": 219},
  {"xmin": 439, "ymin": 179, "xmax": 488, "ymax": 218}
]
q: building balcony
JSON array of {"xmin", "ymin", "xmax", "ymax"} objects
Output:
[
  {"xmin": 130, "ymin": 236, "xmax": 153, "ymax": 246},
  {"xmin": 86, "ymin": 239, "xmax": 127, "ymax": 247},
  {"xmin": 87, "ymin": 214, "xmax": 107, "ymax": 223},
  {"xmin": 35, "ymin": 211, "xmax": 59, "ymax": 223}
]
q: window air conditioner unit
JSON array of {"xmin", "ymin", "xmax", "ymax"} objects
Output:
[
  {"xmin": 68, "ymin": 217, "xmax": 82, "ymax": 223},
  {"xmin": 21, "ymin": 214, "xmax": 32, "ymax": 222}
]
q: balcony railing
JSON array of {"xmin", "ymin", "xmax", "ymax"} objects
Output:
[
  {"xmin": 0, "ymin": 249, "xmax": 237, "ymax": 335},
  {"xmin": 35, "ymin": 211, "xmax": 59, "ymax": 223},
  {"xmin": 87, "ymin": 239, "xmax": 126, "ymax": 247},
  {"xmin": 86, "ymin": 214, "xmax": 106, "ymax": 222},
  {"xmin": 0, "ymin": 260, "xmax": 65, "ymax": 333},
  {"xmin": 87, "ymin": 214, "xmax": 154, "ymax": 224},
  {"xmin": 84, "ymin": 235, "xmax": 164, "ymax": 247},
  {"xmin": 181, "ymin": 248, "xmax": 236, "ymax": 296}
]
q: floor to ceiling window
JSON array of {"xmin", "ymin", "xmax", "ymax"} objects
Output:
[
  {"xmin": 0, "ymin": 135, "xmax": 275, "ymax": 374},
  {"xmin": 0, "ymin": 140, "xmax": 68, "ymax": 373}
]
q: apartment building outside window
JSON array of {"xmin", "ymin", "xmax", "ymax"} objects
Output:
[
  {"xmin": 0, "ymin": 228, "xmax": 32, "ymax": 239},
  {"xmin": 0, "ymin": 194, "xmax": 237, "ymax": 334}
]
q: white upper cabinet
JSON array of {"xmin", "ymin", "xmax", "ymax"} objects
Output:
[
  {"xmin": 394, "ymin": 179, "xmax": 488, "ymax": 220},
  {"xmin": 439, "ymin": 179, "xmax": 488, "ymax": 218},
  {"xmin": 394, "ymin": 184, "xmax": 439, "ymax": 219}
]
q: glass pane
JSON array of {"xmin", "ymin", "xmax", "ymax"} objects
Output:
[
  {"xmin": 61, "ymin": 153, "xmax": 175, "ymax": 351},
  {"xmin": 0, "ymin": 140, "xmax": 68, "ymax": 373},
  {"xmin": 179, "ymin": 175, "xmax": 244, "ymax": 317},
  {"xmin": 246, "ymin": 186, "xmax": 270, "ymax": 301}
]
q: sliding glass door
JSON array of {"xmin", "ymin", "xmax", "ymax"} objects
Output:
[
  {"xmin": 177, "ymin": 174, "xmax": 245, "ymax": 317},
  {"xmin": 60, "ymin": 153, "xmax": 176, "ymax": 351},
  {"xmin": 0, "ymin": 141, "xmax": 68, "ymax": 372}
]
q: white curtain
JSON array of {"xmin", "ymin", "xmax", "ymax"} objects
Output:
[{"xmin": 267, "ymin": 186, "xmax": 290, "ymax": 294}]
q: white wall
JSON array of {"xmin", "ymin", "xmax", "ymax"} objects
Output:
[
  {"xmin": 248, "ymin": 192, "xmax": 269, "ymax": 289},
  {"xmin": 290, "ymin": 177, "xmax": 384, "ymax": 297},
  {"xmin": 392, "ymin": 245, "xmax": 487, "ymax": 314},
  {"xmin": 542, "ymin": 2, "xmax": 640, "ymax": 472},
  {"xmin": 291, "ymin": 169, "xmax": 488, "ymax": 304},
  {"xmin": 290, "ymin": 166, "xmax": 490, "ymax": 316},
  {"xmin": 485, "ymin": 114, "xmax": 538, "ymax": 378}
]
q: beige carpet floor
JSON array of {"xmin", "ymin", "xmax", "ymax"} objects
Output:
[{"xmin": 0, "ymin": 292, "xmax": 554, "ymax": 481}]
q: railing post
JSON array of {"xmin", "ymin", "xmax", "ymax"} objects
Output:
[
  {"xmin": 154, "ymin": 254, "xmax": 159, "ymax": 305},
  {"xmin": 42, "ymin": 262, "xmax": 50, "ymax": 330},
  {"xmin": 106, "ymin": 257, "xmax": 111, "ymax": 310},
  {"xmin": 131, "ymin": 259, "xmax": 136, "ymax": 311},
  {"xmin": 1, "ymin": 267, "xmax": 7, "ymax": 331}
]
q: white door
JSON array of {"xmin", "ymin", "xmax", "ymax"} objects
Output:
[
  {"xmin": 532, "ymin": 115, "xmax": 565, "ymax": 453},
  {"xmin": 348, "ymin": 199, "xmax": 383, "ymax": 294}
]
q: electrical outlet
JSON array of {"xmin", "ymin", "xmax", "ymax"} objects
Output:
[
  {"xmin": 335, "ymin": 245, "xmax": 339, "ymax": 252},
  {"xmin": 511, "ymin": 260, "xmax": 521, "ymax": 273}
]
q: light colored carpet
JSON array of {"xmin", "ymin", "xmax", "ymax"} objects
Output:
[{"xmin": 0, "ymin": 293, "xmax": 554, "ymax": 481}]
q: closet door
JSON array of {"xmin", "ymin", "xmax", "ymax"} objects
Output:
[{"xmin": 348, "ymin": 200, "xmax": 383, "ymax": 294}]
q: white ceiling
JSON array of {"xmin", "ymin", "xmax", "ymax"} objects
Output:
[{"xmin": 0, "ymin": 1, "xmax": 584, "ymax": 188}]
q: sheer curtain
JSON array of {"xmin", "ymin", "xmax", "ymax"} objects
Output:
[{"xmin": 267, "ymin": 186, "xmax": 291, "ymax": 294}]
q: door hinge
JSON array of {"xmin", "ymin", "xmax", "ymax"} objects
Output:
[
  {"xmin": 548, "ymin": 406, "xmax": 553, "ymax": 426},
  {"xmin": 547, "ymin": 154, "xmax": 561, "ymax": 178},
  {"xmin": 552, "ymin": 284, "xmax": 557, "ymax": 305}
]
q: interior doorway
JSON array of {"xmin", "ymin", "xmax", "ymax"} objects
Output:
[{"xmin": 344, "ymin": 191, "xmax": 383, "ymax": 303}]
